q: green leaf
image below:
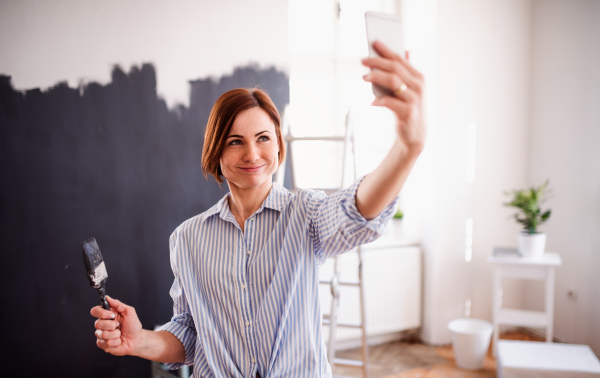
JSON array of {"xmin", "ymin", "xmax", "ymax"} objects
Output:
[
  {"xmin": 393, "ymin": 209, "xmax": 404, "ymax": 219},
  {"xmin": 541, "ymin": 210, "xmax": 551, "ymax": 222},
  {"xmin": 504, "ymin": 181, "xmax": 553, "ymax": 230}
]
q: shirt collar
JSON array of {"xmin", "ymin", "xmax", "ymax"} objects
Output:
[
  {"xmin": 203, "ymin": 181, "xmax": 289, "ymax": 222},
  {"xmin": 203, "ymin": 194, "xmax": 228, "ymax": 220},
  {"xmin": 261, "ymin": 181, "xmax": 288, "ymax": 213}
]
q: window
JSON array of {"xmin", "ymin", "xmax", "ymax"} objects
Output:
[{"xmin": 288, "ymin": 0, "xmax": 400, "ymax": 189}]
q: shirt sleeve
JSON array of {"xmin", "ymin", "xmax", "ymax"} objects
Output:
[
  {"xmin": 154, "ymin": 229, "xmax": 196, "ymax": 369},
  {"xmin": 307, "ymin": 175, "xmax": 399, "ymax": 262}
]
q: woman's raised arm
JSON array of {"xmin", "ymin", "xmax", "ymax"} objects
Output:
[{"xmin": 356, "ymin": 41, "xmax": 426, "ymax": 220}]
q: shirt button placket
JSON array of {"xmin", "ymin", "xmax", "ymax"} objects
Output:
[
  {"xmin": 246, "ymin": 217, "xmax": 254, "ymax": 259},
  {"xmin": 245, "ymin": 216, "xmax": 256, "ymax": 372}
]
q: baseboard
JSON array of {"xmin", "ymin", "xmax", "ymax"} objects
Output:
[
  {"xmin": 515, "ymin": 326, "xmax": 568, "ymax": 343},
  {"xmin": 333, "ymin": 329, "xmax": 420, "ymax": 351},
  {"xmin": 417, "ymin": 325, "xmax": 569, "ymax": 348}
]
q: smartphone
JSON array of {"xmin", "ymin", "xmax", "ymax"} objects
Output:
[{"xmin": 365, "ymin": 11, "xmax": 405, "ymax": 97}]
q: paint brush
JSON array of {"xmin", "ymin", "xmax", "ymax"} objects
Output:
[{"xmin": 81, "ymin": 237, "xmax": 110, "ymax": 310}]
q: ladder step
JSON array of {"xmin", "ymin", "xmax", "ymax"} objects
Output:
[
  {"xmin": 334, "ymin": 358, "xmax": 365, "ymax": 368},
  {"xmin": 285, "ymin": 136, "xmax": 345, "ymax": 142},
  {"xmin": 319, "ymin": 279, "xmax": 361, "ymax": 286},
  {"xmin": 322, "ymin": 319, "xmax": 363, "ymax": 328}
]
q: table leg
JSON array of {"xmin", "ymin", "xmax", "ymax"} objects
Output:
[
  {"xmin": 493, "ymin": 266, "xmax": 501, "ymax": 356},
  {"xmin": 545, "ymin": 267, "xmax": 555, "ymax": 343}
]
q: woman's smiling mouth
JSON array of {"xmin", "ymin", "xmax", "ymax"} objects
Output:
[{"xmin": 238, "ymin": 164, "xmax": 265, "ymax": 173}]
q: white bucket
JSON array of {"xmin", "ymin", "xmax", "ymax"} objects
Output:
[{"xmin": 448, "ymin": 318, "xmax": 493, "ymax": 370}]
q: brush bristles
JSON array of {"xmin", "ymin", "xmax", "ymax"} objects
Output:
[{"xmin": 89, "ymin": 261, "xmax": 108, "ymax": 287}]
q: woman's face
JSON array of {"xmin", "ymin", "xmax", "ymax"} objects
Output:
[{"xmin": 220, "ymin": 107, "xmax": 280, "ymax": 191}]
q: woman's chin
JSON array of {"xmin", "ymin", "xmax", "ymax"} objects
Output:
[{"xmin": 228, "ymin": 174, "xmax": 272, "ymax": 190}]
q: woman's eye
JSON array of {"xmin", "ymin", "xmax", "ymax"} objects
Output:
[
  {"xmin": 258, "ymin": 135, "xmax": 269, "ymax": 142},
  {"xmin": 229, "ymin": 139, "xmax": 241, "ymax": 146}
]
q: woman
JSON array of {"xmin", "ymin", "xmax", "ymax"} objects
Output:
[{"xmin": 91, "ymin": 41, "xmax": 425, "ymax": 378}]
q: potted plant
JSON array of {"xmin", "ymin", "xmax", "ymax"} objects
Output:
[{"xmin": 503, "ymin": 181, "xmax": 552, "ymax": 258}]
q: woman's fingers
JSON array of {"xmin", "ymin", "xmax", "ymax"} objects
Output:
[
  {"xmin": 96, "ymin": 327, "xmax": 122, "ymax": 352},
  {"xmin": 91, "ymin": 296, "xmax": 143, "ymax": 356},
  {"xmin": 106, "ymin": 295, "xmax": 133, "ymax": 316},
  {"xmin": 97, "ymin": 337, "xmax": 122, "ymax": 350},
  {"xmin": 363, "ymin": 41, "xmax": 426, "ymax": 153},
  {"xmin": 90, "ymin": 305, "xmax": 116, "ymax": 320},
  {"xmin": 362, "ymin": 56, "xmax": 420, "ymax": 92},
  {"xmin": 373, "ymin": 40, "xmax": 423, "ymax": 79},
  {"xmin": 363, "ymin": 70, "xmax": 416, "ymax": 103},
  {"xmin": 372, "ymin": 40, "xmax": 401, "ymax": 61},
  {"xmin": 91, "ymin": 296, "xmax": 141, "ymax": 356},
  {"xmin": 95, "ymin": 318, "xmax": 120, "ymax": 331},
  {"xmin": 96, "ymin": 328, "xmax": 121, "ymax": 340},
  {"xmin": 361, "ymin": 56, "xmax": 398, "ymax": 73},
  {"xmin": 371, "ymin": 95, "xmax": 413, "ymax": 121},
  {"xmin": 90, "ymin": 296, "xmax": 132, "ymax": 320},
  {"xmin": 96, "ymin": 327, "xmax": 122, "ymax": 351},
  {"xmin": 362, "ymin": 40, "xmax": 425, "ymax": 97}
]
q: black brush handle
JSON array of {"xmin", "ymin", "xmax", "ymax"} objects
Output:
[{"xmin": 97, "ymin": 284, "xmax": 110, "ymax": 310}]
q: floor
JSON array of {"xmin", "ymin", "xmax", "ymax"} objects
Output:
[{"xmin": 332, "ymin": 330, "xmax": 545, "ymax": 378}]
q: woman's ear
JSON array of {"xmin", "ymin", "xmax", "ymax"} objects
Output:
[{"xmin": 277, "ymin": 135, "xmax": 281, "ymax": 155}]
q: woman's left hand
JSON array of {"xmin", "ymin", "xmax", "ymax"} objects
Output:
[{"xmin": 361, "ymin": 40, "xmax": 426, "ymax": 156}]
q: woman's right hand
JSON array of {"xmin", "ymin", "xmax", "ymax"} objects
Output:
[{"xmin": 91, "ymin": 296, "xmax": 144, "ymax": 356}]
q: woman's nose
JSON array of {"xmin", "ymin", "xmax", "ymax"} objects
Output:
[{"xmin": 243, "ymin": 143, "xmax": 259, "ymax": 162}]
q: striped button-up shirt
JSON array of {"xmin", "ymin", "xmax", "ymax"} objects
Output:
[{"xmin": 156, "ymin": 176, "xmax": 398, "ymax": 378}]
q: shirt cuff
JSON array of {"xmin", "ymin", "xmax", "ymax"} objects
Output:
[
  {"xmin": 155, "ymin": 320, "xmax": 196, "ymax": 369},
  {"xmin": 340, "ymin": 175, "xmax": 399, "ymax": 239}
]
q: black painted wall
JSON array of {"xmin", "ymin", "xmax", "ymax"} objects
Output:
[{"xmin": 0, "ymin": 64, "xmax": 289, "ymax": 377}]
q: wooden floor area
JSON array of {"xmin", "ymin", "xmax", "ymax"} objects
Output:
[{"xmin": 332, "ymin": 330, "xmax": 545, "ymax": 378}]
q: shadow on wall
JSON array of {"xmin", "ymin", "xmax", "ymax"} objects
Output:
[{"xmin": 0, "ymin": 63, "xmax": 289, "ymax": 378}]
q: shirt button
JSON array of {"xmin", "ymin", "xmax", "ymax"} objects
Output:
[
  {"xmin": 241, "ymin": 283, "xmax": 246, "ymax": 289},
  {"xmin": 245, "ymin": 321, "xmax": 250, "ymax": 326},
  {"xmin": 251, "ymin": 358, "xmax": 256, "ymax": 363},
  {"xmin": 247, "ymin": 250, "xmax": 251, "ymax": 255}
]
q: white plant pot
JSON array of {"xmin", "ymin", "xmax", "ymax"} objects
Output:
[
  {"xmin": 386, "ymin": 219, "xmax": 403, "ymax": 238},
  {"xmin": 517, "ymin": 232, "xmax": 546, "ymax": 259}
]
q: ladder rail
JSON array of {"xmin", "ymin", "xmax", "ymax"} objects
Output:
[
  {"xmin": 357, "ymin": 246, "xmax": 369, "ymax": 376},
  {"xmin": 279, "ymin": 107, "xmax": 369, "ymax": 378},
  {"xmin": 327, "ymin": 257, "xmax": 340, "ymax": 364}
]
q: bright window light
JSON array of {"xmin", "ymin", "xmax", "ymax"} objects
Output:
[
  {"xmin": 465, "ymin": 217, "xmax": 473, "ymax": 262},
  {"xmin": 464, "ymin": 298, "xmax": 471, "ymax": 317},
  {"xmin": 288, "ymin": 0, "xmax": 397, "ymax": 189}
]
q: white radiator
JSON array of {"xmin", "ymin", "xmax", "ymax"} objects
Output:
[{"xmin": 319, "ymin": 236, "xmax": 422, "ymax": 348}]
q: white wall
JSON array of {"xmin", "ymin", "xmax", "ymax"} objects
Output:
[
  {"xmin": 404, "ymin": 0, "xmax": 600, "ymax": 353},
  {"xmin": 402, "ymin": 0, "xmax": 533, "ymax": 345},
  {"xmin": 0, "ymin": 0, "xmax": 289, "ymax": 107},
  {"xmin": 526, "ymin": 0, "xmax": 600, "ymax": 355}
]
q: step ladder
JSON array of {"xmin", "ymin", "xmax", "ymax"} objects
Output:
[{"xmin": 275, "ymin": 107, "xmax": 370, "ymax": 378}]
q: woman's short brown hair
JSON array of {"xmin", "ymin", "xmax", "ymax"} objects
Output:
[{"xmin": 201, "ymin": 88, "xmax": 286, "ymax": 183}]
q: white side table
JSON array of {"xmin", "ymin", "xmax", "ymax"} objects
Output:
[{"xmin": 488, "ymin": 253, "xmax": 562, "ymax": 356}]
